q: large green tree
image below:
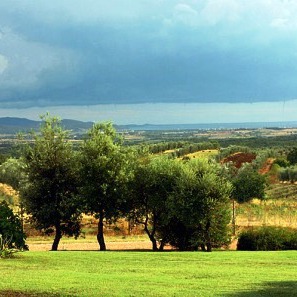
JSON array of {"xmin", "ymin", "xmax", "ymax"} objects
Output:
[
  {"xmin": 78, "ymin": 122, "xmax": 133, "ymax": 251},
  {"xmin": 166, "ymin": 159, "xmax": 232, "ymax": 251},
  {"xmin": 21, "ymin": 115, "xmax": 81, "ymax": 251},
  {"xmin": 129, "ymin": 156, "xmax": 182, "ymax": 251},
  {"xmin": 130, "ymin": 157, "xmax": 232, "ymax": 252}
]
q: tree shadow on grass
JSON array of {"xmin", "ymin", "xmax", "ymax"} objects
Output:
[{"xmin": 227, "ymin": 281, "xmax": 297, "ymax": 297}]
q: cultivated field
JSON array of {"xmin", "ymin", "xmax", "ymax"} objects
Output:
[{"xmin": 1, "ymin": 251, "xmax": 297, "ymax": 297}]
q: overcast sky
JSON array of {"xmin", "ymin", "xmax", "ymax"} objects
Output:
[{"xmin": 1, "ymin": 0, "xmax": 297, "ymax": 124}]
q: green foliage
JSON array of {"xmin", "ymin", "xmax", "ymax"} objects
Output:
[
  {"xmin": 287, "ymin": 147, "xmax": 297, "ymax": 165},
  {"xmin": 0, "ymin": 234, "xmax": 20, "ymax": 258},
  {"xmin": 79, "ymin": 122, "xmax": 134, "ymax": 250},
  {"xmin": 0, "ymin": 153, "xmax": 8, "ymax": 165},
  {"xmin": 278, "ymin": 166, "xmax": 297, "ymax": 183},
  {"xmin": 157, "ymin": 218, "xmax": 197, "ymax": 251},
  {"xmin": 0, "ymin": 201, "xmax": 27, "ymax": 252},
  {"xmin": 21, "ymin": 115, "xmax": 81, "ymax": 251},
  {"xmin": 0, "ymin": 193, "xmax": 15, "ymax": 206},
  {"xmin": 237, "ymin": 226, "xmax": 297, "ymax": 251},
  {"xmin": 174, "ymin": 142, "xmax": 219, "ymax": 158},
  {"xmin": 0, "ymin": 157, "xmax": 27, "ymax": 190},
  {"xmin": 130, "ymin": 157, "xmax": 232, "ymax": 251},
  {"xmin": 148, "ymin": 141, "xmax": 219, "ymax": 156},
  {"xmin": 128, "ymin": 156, "xmax": 182, "ymax": 251},
  {"xmin": 216, "ymin": 145, "xmax": 252, "ymax": 162},
  {"xmin": 274, "ymin": 157, "xmax": 290, "ymax": 168},
  {"xmin": 167, "ymin": 159, "xmax": 232, "ymax": 251},
  {"xmin": 232, "ymin": 164, "xmax": 266, "ymax": 203},
  {"xmin": 251, "ymin": 149, "xmax": 278, "ymax": 170}
]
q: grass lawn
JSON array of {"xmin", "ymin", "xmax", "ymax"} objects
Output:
[{"xmin": 1, "ymin": 251, "xmax": 297, "ymax": 297}]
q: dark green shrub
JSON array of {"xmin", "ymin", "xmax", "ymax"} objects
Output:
[
  {"xmin": 278, "ymin": 166, "xmax": 297, "ymax": 183},
  {"xmin": 232, "ymin": 165, "xmax": 266, "ymax": 203},
  {"xmin": 157, "ymin": 218, "xmax": 197, "ymax": 251},
  {"xmin": 0, "ymin": 201, "xmax": 27, "ymax": 250},
  {"xmin": 287, "ymin": 147, "xmax": 297, "ymax": 165},
  {"xmin": 274, "ymin": 158, "xmax": 289, "ymax": 168},
  {"xmin": 0, "ymin": 235, "xmax": 20, "ymax": 258},
  {"xmin": 237, "ymin": 227, "xmax": 297, "ymax": 251}
]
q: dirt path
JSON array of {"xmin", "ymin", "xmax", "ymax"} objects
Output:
[
  {"xmin": 28, "ymin": 239, "xmax": 238, "ymax": 251},
  {"xmin": 259, "ymin": 158, "xmax": 275, "ymax": 175},
  {"xmin": 28, "ymin": 240, "xmax": 154, "ymax": 251}
]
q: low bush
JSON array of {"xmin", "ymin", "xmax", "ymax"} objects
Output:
[
  {"xmin": 0, "ymin": 201, "xmax": 27, "ymax": 251},
  {"xmin": 278, "ymin": 166, "xmax": 297, "ymax": 183},
  {"xmin": 0, "ymin": 234, "xmax": 20, "ymax": 258},
  {"xmin": 274, "ymin": 157, "xmax": 289, "ymax": 168},
  {"xmin": 237, "ymin": 227, "xmax": 297, "ymax": 251}
]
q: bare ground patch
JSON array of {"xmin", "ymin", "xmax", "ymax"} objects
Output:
[{"xmin": 28, "ymin": 240, "xmax": 154, "ymax": 251}]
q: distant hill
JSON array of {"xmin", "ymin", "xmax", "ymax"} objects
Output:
[
  {"xmin": 0, "ymin": 117, "xmax": 93, "ymax": 134},
  {"xmin": 60, "ymin": 119, "xmax": 93, "ymax": 130},
  {"xmin": 0, "ymin": 117, "xmax": 40, "ymax": 129}
]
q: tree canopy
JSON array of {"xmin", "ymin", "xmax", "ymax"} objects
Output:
[
  {"xmin": 129, "ymin": 157, "xmax": 232, "ymax": 251},
  {"xmin": 21, "ymin": 115, "xmax": 81, "ymax": 251},
  {"xmin": 232, "ymin": 164, "xmax": 266, "ymax": 203},
  {"xmin": 128, "ymin": 156, "xmax": 183, "ymax": 251},
  {"xmin": 78, "ymin": 122, "xmax": 134, "ymax": 250},
  {"xmin": 166, "ymin": 159, "xmax": 232, "ymax": 251}
]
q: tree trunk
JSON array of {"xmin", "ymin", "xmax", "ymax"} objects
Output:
[
  {"xmin": 205, "ymin": 220, "xmax": 212, "ymax": 252},
  {"xmin": 232, "ymin": 199, "xmax": 236, "ymax": 236},
  {"xmin": 51, "ymin": 224, "xmax": 62, "ymax": 251},
  {"xmin": 97, "ymin": 211, "xmax": 106, "ymax": 251},
  {"xmin": 144, "ymin": 224, "xmax": 158, "ymax": 251},
  {"xmin": 159, "ymin": 240, "xmax": 165, "ymax": 251}
]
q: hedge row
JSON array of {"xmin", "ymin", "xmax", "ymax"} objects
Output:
[{"xmin": 237, "ymin": 227, "xmax": 297, "ymax": 251}]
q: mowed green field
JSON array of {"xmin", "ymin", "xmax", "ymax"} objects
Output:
[{"xmin": 1, "ymin": 251, "xmax": 297, "ymax": 297}]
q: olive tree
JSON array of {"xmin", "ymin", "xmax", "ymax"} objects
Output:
[
  {"xmin": 128, "ymin": 156, "xmax": 183, "ymax": 251},
  {"xmin": 232, "ymin": 164, "xmax": 266, "ymax": 203},
  {"xmin": 166, "ymin": 159, "xmax": 233, "ymax": 251},
  {"xmin": 78, "ymin": 122, "xmax": 133, "ymax": 251},
  {"xmin": 21, "ymin": 115, "xmax": 81, "ymax": 251}
]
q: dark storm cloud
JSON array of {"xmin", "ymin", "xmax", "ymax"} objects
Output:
[{"xmin": 1, "ymin": 0, "xmax": 297, "ymax": 108}]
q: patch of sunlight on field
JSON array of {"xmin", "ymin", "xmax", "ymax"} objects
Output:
[{"xmin": 185, "ymin": 149, "xmax": 218, "ymax": 159}]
